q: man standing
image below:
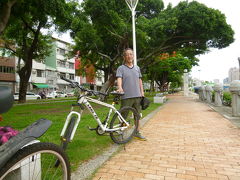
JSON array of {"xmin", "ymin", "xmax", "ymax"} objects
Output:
[{"xmin": 116, "ymin": 48, "xmax": 146, "ymax": 141}]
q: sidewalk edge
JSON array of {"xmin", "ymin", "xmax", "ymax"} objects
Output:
[{"xmin": 71, "ymin": 104, "xmax": 164, "ymax": 180}]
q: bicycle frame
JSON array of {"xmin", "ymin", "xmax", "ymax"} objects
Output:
[{"xmin": 60, "ymin": 93, "xmax": 130, "ymax": 142}]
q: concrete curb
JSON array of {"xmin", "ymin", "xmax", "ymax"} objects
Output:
[
  {"xmin": 207, "ymin": 103, "xmax": 240, "ymax": 128},
  {"xmin": 71, "ymin": 104, "xmax": 164, "ymax": 180},
  {"xmin": 192, "ymin": 91, "xmax": 240, "ymax": 128}
]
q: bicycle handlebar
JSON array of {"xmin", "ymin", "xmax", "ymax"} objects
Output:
[{"xmin": 61, "ymin": 77, "xmax": 108, "ymax": 97}]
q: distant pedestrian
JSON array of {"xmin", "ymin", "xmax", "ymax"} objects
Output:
[{"xmin": 116, "ymin": 48, "xmax": 146, "ymax": 141}]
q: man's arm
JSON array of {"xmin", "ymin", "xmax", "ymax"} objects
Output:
[
  {"xmin": 139, "ymin": 78, "xmax": 144, "ymax": 97},
  {"xmin": 117, "ymin": 77, "xmax": 124, "ymax": 92}
]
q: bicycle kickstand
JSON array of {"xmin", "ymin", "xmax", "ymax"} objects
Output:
[{"xmin": 87, "ymin": 126, "xmax": 97, "ymax": 131}]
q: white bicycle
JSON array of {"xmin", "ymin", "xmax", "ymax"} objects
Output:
[{"xmin": 59, "ymin": 77, "xmax": 140, "ymax": 151}]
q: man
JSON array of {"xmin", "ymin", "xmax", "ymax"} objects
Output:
[{"xmin": 116, "ymin": 48, "xmax": 146, "ymax": 141}]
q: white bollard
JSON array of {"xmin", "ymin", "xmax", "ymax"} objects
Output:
[
  {"xmin": 213, "ymin": 83, "xmax": 223, "ymax": 106},
  {"xmin": 229, "ymin": 80, "xmax": 240, "ymax": 117}
]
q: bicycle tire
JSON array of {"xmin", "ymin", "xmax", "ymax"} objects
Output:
[
  {"xmin": 0, "ymin": 142, "xmax": 70, "ymax": 180},
  {"xmin": 110, "ymin": 106, "xmax": 139, "ymax": 144},
  {"xmin": 61, "ymin": 116, "xmax": 76, "ymax": 151}
]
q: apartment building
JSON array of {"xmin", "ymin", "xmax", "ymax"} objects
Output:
[
  {"xmin": 1, "ymin": 37, "xmax": 104, "ymax": 94},
  {"xmin": 13, "ymin": 38, "xmax": 75, "ymax": 94},
  {"xmin": 228, "ymin": 67, "xmax": 239, "ymax": 83},
  {"xmin": 0, "ymin": 56, "xmax": 16, "ymax": 92}
]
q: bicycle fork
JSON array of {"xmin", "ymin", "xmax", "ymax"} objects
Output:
[{"xmin": 60, "ymin": 110, "xmax": 82, "ymax": 142}]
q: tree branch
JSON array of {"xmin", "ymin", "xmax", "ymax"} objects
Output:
[
  {"xmin": 98, "ymin": 52, "xmax": 113, "ymax": 62},
  {"xmin": 0, "ymin": 0, "xmax": 17, "ymax": 34},
  {"xmin": 21, "ymin": 17, "xmax": 36, "ymax": 34},
  {"xmin": 106, "ymin": 28, "xmax": 124, "ymax": 40}
]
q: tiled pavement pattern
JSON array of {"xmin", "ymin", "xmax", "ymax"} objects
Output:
[{"xmin": 92, "ymin": 94, "xmax": 240, "ymax": 180}]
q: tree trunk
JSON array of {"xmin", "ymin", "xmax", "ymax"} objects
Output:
[
  {"xmin": 0, "ymin": 0, "xmax": 17, "ymax": 35},
  {"xmin": 17, "ymin": 20, "xmax": 42, "ymax": 103},
  {"xmin": 103, "ymin": 70, "xmax": 109, "ymax": 83},
  {"xmin": 100, "ymin": 73, "xmax": 116, "ymax": 100},
  {"xmin": 18, "ymin": 74, "xmax": 28, "ymax": 103},
  {"xmin": 159, "ymin": 72, "xmax": 168, "ymax": 92},
  {"xmin": 150, "ymin": 79, "xmax": 155, "ymax": 95},
  {"xmin": 101, "ymin": 73, "xmax": 116, "ymax": 92},
  {"xmin": 18, "ymin": 65, "xmax": 32, "ymax": 103}
]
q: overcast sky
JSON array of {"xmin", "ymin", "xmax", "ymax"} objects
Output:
[
  {"xmin": 56, "ymin": 0, "xmax": 240, "ymax": 83},
  {"xmin": 164, "ymin": 0, "xmax": 240, "ymax": 82}
]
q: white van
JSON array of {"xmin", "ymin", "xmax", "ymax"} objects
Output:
[{"xmin": 14, "ymin": 92, "xmax": 41, "ymax": 100}]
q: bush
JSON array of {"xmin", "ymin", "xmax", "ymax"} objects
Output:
[
  {"xmin": 212, "ymin": 91, "xmax": 215, "ymax": 102},
  {"xmin": 222, "ymin": 91, "xmax": 232, "ymax": 106}
]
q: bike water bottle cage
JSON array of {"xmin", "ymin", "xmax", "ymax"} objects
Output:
[{"xmin": 0, "ymin": 86, "xmax": 14, "ymax": 114}]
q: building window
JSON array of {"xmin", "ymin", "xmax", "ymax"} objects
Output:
[
  {"xmin": 57, "ymin": 48, "xmax": 65, "ymax": 56},
  {"xmin": 47, "ymin": 70, "xmax": 55, "ymax": 76},
  {"xmin": 0, "ymin": 66, "xmax": 14, "ymax": 73},
  {"xmin": 97, "ymin": 77, "xmax": 102, "ymax": 82},
  {"xmin": 69, "ymin": 74, "xmax": 74, "ymax": 80},
  {"xmin": 60, "ymin": 72, "xmax": 66, "ymax": 79},
  {"xmin": 36, "ymin": 69, "xmax": 45, "ymax": 77},
  {"xmin": 57, "ymin": 60, "xmax": 66, "ymax": 68},
  {"xmin": 68, "ymin": 62, "xmax": 74, "ymax": 69}
]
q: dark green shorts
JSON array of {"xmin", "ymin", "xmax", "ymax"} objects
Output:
[{"xmin": 121, "ymin": 97, "xmax": 142, "ymax": 114}]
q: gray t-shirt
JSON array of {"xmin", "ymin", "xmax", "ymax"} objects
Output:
[{"xmin": 116, "ymin": 65, "xmax": 142, "ymax": 99}]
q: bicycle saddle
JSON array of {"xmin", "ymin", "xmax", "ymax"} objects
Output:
[{"xmin": 0, "ymin": 86, "xmax": 14, "ymax": 114}]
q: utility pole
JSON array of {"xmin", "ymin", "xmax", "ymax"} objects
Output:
[
  {"xmin": 125, "ymin": 0, "xmax": 139, "ymax": 66},
  {"xmin": 238, "ymin": 57, "xmax": 240, "ymax": 80}
]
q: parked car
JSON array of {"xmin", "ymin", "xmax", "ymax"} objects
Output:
[
  {"xmin": 56, "ymin": 91, "xmax": 67, "ymax": 98},
  {"xmin": 14, "ymin": 92, "xmax": 41, "ymax": 100},
  {"xmin": 46, "ymin": 91, "xmax": 58, "ymax": 99},
  {"xmin": 66, "ymin": 91, "xmax": 75, "ymax": 97}
]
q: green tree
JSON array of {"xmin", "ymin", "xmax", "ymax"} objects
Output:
[
  {"xmin": 147, "ymin": 52, "xmax": 192, "ymax": 91},
  {"xmin": 0, "ymin": 0, "xmax": 17, "ymax": 35},
  {"xmin": 1, "ymin": 0, "xmax": 75, "ymax": 103},
  {"xmin": 71, "ymin": 0, "xmax": 234, "ymax": 92}
]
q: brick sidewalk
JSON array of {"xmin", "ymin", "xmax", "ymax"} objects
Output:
[{"xmin": 92, "ymin": 94, "xmax": 240, "ymax": 180}]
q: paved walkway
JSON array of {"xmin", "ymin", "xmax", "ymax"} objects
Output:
[{"xmin": 92, "ymin": 93, "xmax": 240, "ymax": 180}]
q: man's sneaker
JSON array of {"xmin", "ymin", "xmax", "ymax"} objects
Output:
[{"xmin": 134, "ymin": 131, "xmax": 146, "ymax": 141}]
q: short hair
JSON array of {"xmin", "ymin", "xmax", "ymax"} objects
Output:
[{"xmin": 123, "ymin": 48, "xmax": 133, "ymax": 56}]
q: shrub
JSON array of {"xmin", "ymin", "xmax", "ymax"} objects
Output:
[
  {"xmin": 212, "ymin": 91, "xmax": 215, "ymax": 102},
  {"xmin": 222, "ymin": 91, "xmax": 232, "ymax": 106}
]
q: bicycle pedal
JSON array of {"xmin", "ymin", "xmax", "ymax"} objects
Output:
[{"xmin": 87, "ymin": 126, "xmax": 97, "ymax": 131}]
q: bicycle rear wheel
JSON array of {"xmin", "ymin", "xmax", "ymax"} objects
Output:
[
  {"xmin": 0, "ymin": 142, "xmax": 70, "ymax": 180},
  {"xmin": 110, "ymin": 106, "xmax": 139, "ymax": 144}
]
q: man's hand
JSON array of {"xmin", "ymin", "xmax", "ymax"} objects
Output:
[{"xmin": 117, "ymin": 87, "xmax": 124, "ymax": 93}]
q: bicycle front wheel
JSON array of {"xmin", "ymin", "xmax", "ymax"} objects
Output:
[
  {"xmin": 110, "ymin": 106, "xmax": 139, "ymax": 144},
  {"xmin": 0, "ymin": 142, "xmax": 70, "ymax": 180}
]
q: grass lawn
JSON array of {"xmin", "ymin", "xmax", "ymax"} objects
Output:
[{"xmin": 1, "ymin": 96, "xmax": 161, "ymax": 171}]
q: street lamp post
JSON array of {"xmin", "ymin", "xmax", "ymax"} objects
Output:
[
  {"xmin": 125, "ymin": 0, "xmax": 139, "ymax": 66},
  {"xmin": 238, "ymin": 57, "xmax": 240, "ymax": 80}
]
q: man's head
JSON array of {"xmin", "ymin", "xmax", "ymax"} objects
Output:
[{"xmin": 123, "ymin": 48, "xmax": 134, "ymax": 64}]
